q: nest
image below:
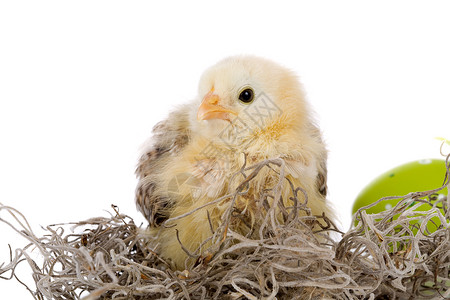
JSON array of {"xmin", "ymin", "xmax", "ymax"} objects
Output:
[{"xmin": 1, "ymin": 155, "xmax": 449, "ymax": 300}]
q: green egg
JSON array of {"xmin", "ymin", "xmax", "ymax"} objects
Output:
[{"xmin": 352, "ymin": 159, "xmax": 448, "ymax": 233}]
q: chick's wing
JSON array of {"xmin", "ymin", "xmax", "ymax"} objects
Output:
[{"xmin": 135, "ymin": 105, "xmax": 191, "ymax": 226}]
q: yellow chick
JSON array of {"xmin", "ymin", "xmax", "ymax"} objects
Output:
[{"xmin": 136, "ymin": 55, "xmax": 332, "ymax": 270}]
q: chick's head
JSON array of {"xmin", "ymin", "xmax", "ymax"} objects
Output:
[{"xmin": 191, "ymin": 55, "xmax": 311, "ymax": 149}]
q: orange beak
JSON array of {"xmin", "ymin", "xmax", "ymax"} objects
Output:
[{"xmin": 197, "ymin": 88, "xmax": 236, "ymax": 121}]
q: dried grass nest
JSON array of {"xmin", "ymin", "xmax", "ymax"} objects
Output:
[{"xmin": 1, "ymin": 154, "xmax": 449, "ymax": 300}]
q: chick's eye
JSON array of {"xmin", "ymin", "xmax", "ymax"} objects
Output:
[{"xmin": 238, "ymin": 88, "xmax": 254, "ymax": 104}]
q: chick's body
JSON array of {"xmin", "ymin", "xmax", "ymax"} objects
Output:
[{"xmin": 136, "ymin": 56, "xmax": 332, "ymax": 269}]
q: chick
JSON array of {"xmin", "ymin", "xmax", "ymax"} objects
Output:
[{"xmin": 136, "ymin": 55, "xmax": 332, "ymax": 269}]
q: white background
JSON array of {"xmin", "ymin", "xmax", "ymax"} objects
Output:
[{"xmin": 1, "ymin": 1, "xmax": 449, "ymax": 298}]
